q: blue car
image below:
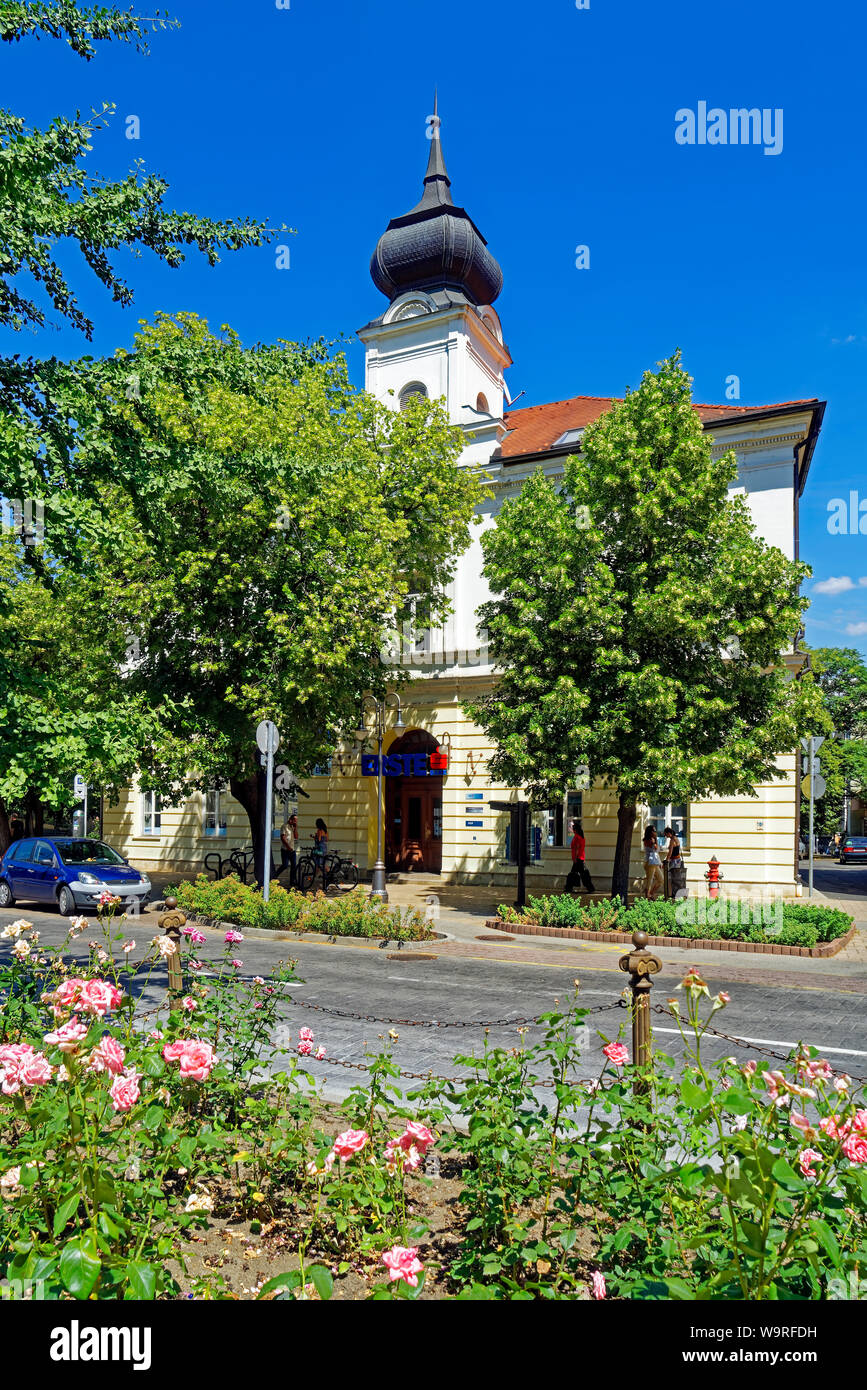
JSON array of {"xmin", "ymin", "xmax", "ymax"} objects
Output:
[{"xmin": 0, "ymin": 837, "xmax": 151, "ymax": 916}]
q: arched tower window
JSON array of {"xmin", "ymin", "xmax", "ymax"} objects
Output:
[
  {"xmin": 399, "ymin": 382, "xmax": 428, "ymax": 411},
  {"xmin": 476, "ymin": 393, "xmax": 489, "ymax": 413}
]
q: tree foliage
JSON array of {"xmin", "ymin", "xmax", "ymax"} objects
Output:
[
  {"xmin": 50, "ymin": 313, "xmax": 483, "ymax": 878},
  {"xmin": 466, "ymin": 352, "xmax": 823, "ymax": 898}
]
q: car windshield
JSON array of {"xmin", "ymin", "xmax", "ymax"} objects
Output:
[
  {"xmin": 54, "ymin": 840, "xmax": 126, "ymax": 867},
  {"xmin": 844, "ymin": 838, "xmax": 867, "ymax": 847}
]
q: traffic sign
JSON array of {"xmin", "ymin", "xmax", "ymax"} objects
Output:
[
  {"xmin": 801, "ymin": 735, "xmax": 825, "ymax": 754},
  {"xmin": 802, "ymin": 773, "xmax": 827, "ymax": 800},
  {"xmin": 73, "ymin": 774, "xmax": 87, "ymax": 799},
  {"xmin": 256, "ymin": 720, "xmax": 280, "ymax": 755}
]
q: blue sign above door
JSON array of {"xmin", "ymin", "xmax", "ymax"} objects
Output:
[{"xmin": 361, "ymin": 753, "xmax": 445, "ymax": 778}]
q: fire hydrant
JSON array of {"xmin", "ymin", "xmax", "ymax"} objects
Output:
[{"xmin": 704, "ymin": 855, "xmax": 723, "ymax": 899}]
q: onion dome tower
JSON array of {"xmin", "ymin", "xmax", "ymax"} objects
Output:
[{"xmin": 370, "ymin": 95, "xmax": 503, "ymax": 308}]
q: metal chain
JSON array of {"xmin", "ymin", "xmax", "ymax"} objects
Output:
[
  {"xmin": 651, "ymin": 1005, "xmax": 867, "ymax": 1084},
  {"xmin": 312, "ymin": 1053, "xmax": 559, "ymax": 1087},
  {"xmin": 284, "ymin": 996, "xmax": 625, "ymax": 1029}
]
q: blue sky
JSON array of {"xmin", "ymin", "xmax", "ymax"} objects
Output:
[{"xmin": 2, "ymin": 0, "xmax": 865, "ymax": 655}]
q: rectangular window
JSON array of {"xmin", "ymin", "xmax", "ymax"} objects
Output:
[
  {"xmin": 141, "ymin": 791, "xmax": 161, "ymax": 836},
  {"xmin": 203, "ymin": 790, "xmax": 227, "ymax": 837},
  {"xmin": 310, "ymin": 758, "xmax": 332, "ymax": 777},
  {"xmin": 647, "ymin": 803, "xmax": 689, "ymax": 851}
]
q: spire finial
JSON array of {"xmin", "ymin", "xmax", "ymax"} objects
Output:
[{"xmin": 417, "ymin": 94, "xmax": 450, "ymax": 206}]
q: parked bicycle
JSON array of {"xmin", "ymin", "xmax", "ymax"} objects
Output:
[{"xmin": 295, "ymin": 837, "xmax": 359, "ymax": 895}]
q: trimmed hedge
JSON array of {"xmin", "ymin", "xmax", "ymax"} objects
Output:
[
  {"xmin": 173, "ymin": 874, "xmax": 433, "ymax": 942},
  {"xmin": 496, "ymin": 895, "xmax": 853, "ymax": 949}
]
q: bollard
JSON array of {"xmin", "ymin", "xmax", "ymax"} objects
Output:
[
  {"xmin": 617, "ymin": 929, "xmax": 662, "ymax": 1101},
  {"xmin": 158, "ymin": 895, "xmax": 186, "ymax": 1002}
]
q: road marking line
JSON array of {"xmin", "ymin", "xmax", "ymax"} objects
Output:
[{"xmin": 651, "ymin": 1027, "xmax": 867, "ymax": 1058}]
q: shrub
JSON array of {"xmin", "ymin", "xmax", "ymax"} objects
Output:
[
  {"xmin": 497, "ymin": 894, "xmax": 852, "ymax": 947},
  {"xmin": 175, "ymin": 876, "xmax": 431, "ymax": 941}
]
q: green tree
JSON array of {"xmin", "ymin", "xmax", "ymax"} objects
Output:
[
  {"xmin": 0, "ymin": 535, "xmax": 158, "ymax": 849},
  {"xmin": 801, "ymin": 648, "xmax": 867, "ymax": 837},
  {"xmin": 51, "ymin": 313, "xmax": 483, "ymax": 881},
  {"xmin": 0, "ymin": 1, "xmax": 272, "ymax": 841},
  {"xmin": 466, "ymin": 352, "xmax": 824, "ymax": 901}
]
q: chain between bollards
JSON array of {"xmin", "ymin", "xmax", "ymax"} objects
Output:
[{"xmin": 618, "ymin": 928, "xmax": 662, "ymax": 1105}]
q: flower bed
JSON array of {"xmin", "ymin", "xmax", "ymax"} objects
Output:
[
  {"xmin": 495, "ymin": 895, "xmax": 854, "ymax": 950},
  {"xmin": 173, "ymin": 875, "xmax": 433, "ymax": 942},
  {"xmin": 1, "ymin": 905, "xmax": 865, "ymax": 1301}
]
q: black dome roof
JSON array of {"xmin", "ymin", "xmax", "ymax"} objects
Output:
[{"xmin": 370, "ymin": 106, "xmax": 502, "ymax": 308}]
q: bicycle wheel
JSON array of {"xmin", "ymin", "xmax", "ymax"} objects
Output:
[
  {"xmin": 327, "ymin": 857, "xmax": 359, "ymax": 893},
  {"xmin": 295, "ymin": 857, "xmax": 317, "ymax": 893}
]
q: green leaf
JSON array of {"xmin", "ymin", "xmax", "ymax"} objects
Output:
[
  {"xmin": 59, "ymin": 1238, "xmax": 101, "ymax": 1300},
  {"xmin": 126, "ymin": 1261, "xmax": 157, "ymax": 1300},
  {"xmin": 771, "ymin": 1157, "xmax": 805, "ymax": 1192},
  {"xmin": 307, "ymin": 1265, "xmax": 333, "ymax": 1301},
  {"xmin": 257, "ymin": 1271, "xmax": 302, "ymax": 1299},
  {"xmin": 680, "ymin": 1079, "xmax": 711, "ymax": 1110},
  {"xmin": 53, "ymin": 1193, "xmax": 80, "ymax": 1238}
]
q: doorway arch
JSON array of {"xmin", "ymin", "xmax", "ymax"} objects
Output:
[{"xmin": 384, "ymin": 728, "xmax": 443, "ymax": 874}]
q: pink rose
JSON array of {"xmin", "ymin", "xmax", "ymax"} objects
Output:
[
  {"xmin": 381, "ymin": 1245, "xmax": 423, "ymax": 1288},
  {"xmin": 819, "ymin": 1116, "xmax": 851, "ymax": 1143},
  {"xmin": 188, "ymin": 930, "xmax": 206, "ymax": 946},
  {"xmin": 109, "ymin": 1070, "xmax": 141, "ymax": 1113},
  {"xmin": 162, "ymin": 1039, "xmax": 216, "ymax": 1083},
  {"xmin": 298, "ymin": 1027, "xmax": 315, "ymax": 1042},
  {"xmin": 19, "ymin": 1051, "xmax": 53, "ymax": 1088},
  {"xmin": 401, "ymin": 1121, "xmax": 435, "ymax": 1152},
  {"xmin": 0, "ymin": 1043, "xmax": 50, "ymax": 1094},
  {"xmin": 224, "ymin": 930, "xmax": 243, "ymax": 944},
  {"xmin": 602, "ymin": 1042, "xmax": 628, "ymax": 1068},
  {"xmin": 315, "ymin": 1045, "xmax": 326, "ymax": 1060},
  {"xmin": 43, "ymin": 1020, "xmax": 89, "ymax": 1053},
  {"xmin": 253, "ymin": 976, "xmax": 266, "ymax": 986},
  {"xmin": 156, "ymin": 937, "xmax": 177, "ymax": 959},
  {"xmin": 181, "ymin": 996, "xmax": 197, "ymax": 1013},
  {"xmin": 790, "ymin": 1112, "xmax": 811, "ymax": 1133},
  {"xmin": 43, "ymin": 978, "xmax": 87, "ymax": 1011},
  {"xmin": 852, "ymin": 1109, "xmax": 867, "ymax": 1134},
  {"xmin": 591, "ymin": 1271, "xmax": 607, "ymax": 1300},
  {"xmin": 75, "ymin": 979, "xmax": 123, "ymax": 1018},
  {"xmin": 87, "ymin": 1037, "xmax": 126, "ymax": 1076},
  {"xmin": 331, "ymin": 1129, "xmax": 369, "ymax": 1161},
  {"xmin": 798, "ymin": 1147, "xmax": 823, "ymax": 1179},
  {"xmin": 297, "ymin": 1039, "xmax": 313, "ymax": 1056},
  {"xmin": 842, "ymin": 1134, "xmax": 867, "ymax": 1165},
  {"xmin": 229, "ymin": 959, "xmax": 243, "ymax": 969}
]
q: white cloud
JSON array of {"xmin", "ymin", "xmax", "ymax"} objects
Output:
[
  {"xmin": 814, "ymin": 576, "xmax": 855, "ymax": 595},
  {"xmin": 831, "ymin": 333, "xmax": 859, "ymax": 345},
  {"xmin": 844, "ymin": 622, "xmax": 867, "ymax": 636},
  {"xmin": 860, "ymin": 577, "xmax": 867, "ymax": 587}
]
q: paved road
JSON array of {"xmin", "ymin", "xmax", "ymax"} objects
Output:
[{"xmin": 3, "ymin": 901, "xmax": 866, "ymax": 1104}]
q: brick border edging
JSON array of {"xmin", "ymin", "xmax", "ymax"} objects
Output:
[{"xmin": 485, "ymin": 919, "xmax": 857, "ymax": 958}]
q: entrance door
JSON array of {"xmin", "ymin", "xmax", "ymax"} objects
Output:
[{"xmin": 383, "ymin": 729, "xmax": 443, "ymax": 874}]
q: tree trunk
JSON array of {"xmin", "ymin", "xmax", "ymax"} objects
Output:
[
  {"xmin": 0, "ymin": 797, "xmax": 10, "ymax": 857},
  {"xmin": 612, "ymin": 791, "xmax": 637, "ymax": 905},
  {"xmin": 229, "ymin": 760, "xmax": 274, "ymax": 889}
]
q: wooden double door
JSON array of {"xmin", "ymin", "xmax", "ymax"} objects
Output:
[{"xmin": 386, "ymin": 776, "xmax": 442, "ymax": 874}]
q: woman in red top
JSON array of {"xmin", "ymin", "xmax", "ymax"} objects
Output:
[{"xmin": 565, "ymin": 820, "xmax": 595, "ymax": 894}]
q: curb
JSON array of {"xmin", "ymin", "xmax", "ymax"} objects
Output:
[{"xmin": 485, "ymin": 919, "xmax": 857, "ymax": 959}]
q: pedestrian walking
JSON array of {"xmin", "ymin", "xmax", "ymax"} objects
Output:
[
  {"xmin": 280, "ymin": 812, "xmax": 298, "ymax": 884},
  {"xmin": 564, "ymin": 820, "xmax": 595, "ymax": 893},
  {"xmin": 664, "ymin": 825, "xmax": 687, "ymax": 899},
  {"xmin": 642, "ymin": 825, "xmax": 664, "ymax": 901}
]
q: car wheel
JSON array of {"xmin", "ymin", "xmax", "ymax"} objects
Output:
[
  {"xmin": 0, "ymin": 880, "xmax": 14, "ymax": 908},
  {"xmin": 57, "ymin": 885, "xmax": 76, "ymax": 917}
]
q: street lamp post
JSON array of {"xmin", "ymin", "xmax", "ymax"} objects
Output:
[{"xmin": 356, "ymin": 694, "xmax": 404, "ymax": 902}]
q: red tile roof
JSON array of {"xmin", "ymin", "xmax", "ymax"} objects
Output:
[{"xmin": 499, "ymin": 394, "xmax": 821, "ymax": 460}]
